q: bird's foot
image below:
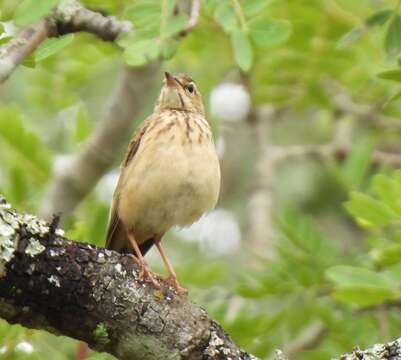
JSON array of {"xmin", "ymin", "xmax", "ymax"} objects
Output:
[
  {"xmin": 140, "ymin": 266, "xmax": 161, "ymax": 289},
  {"xmin": 165, "ymin": 275, "xmax": 188, "ymax": 295},
  {"xmin": 130, "ymin": 255, "xmax": 161, "ymax": 288}
]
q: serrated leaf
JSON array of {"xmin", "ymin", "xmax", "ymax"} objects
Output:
[
  {"xmin": 337, "ymin": 27, "xmax": 364, "ymax": 49},
  {"xmin": 344, "ymin": 192, "xmax": 398, "ymax": 226},
  {"xmin": 214, "ymin": 2, "xmax": 238, "ymax": 33},
  {"xmin": 231, "ymin": 30, "xmax": 253, "ymax": 71},
  {"xmin": 249, "ymin": 18, "xmax": 291, "ymax": 48},
  {"xmin": 377, "ymin": 69, "xmax": 401, "ymax": 82},
  {"xmin": 34, "ymin": 34, "xmax": 74, "ymax": 62},
  {"xmin": 15, "ymin": 0, "xmax": 58, "ymax": 26},
  {"xmin": 243, "ymin": 0, "xmax": 272, "ymax": 17},
  {"xmin": 385, "ymin": 14, "xmax": 401, "ymax": 56}
]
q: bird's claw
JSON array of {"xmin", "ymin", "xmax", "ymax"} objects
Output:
[
  {"xmin": 165, "ymin": 275, "xmax": 188, "ymax": 295},
  {"xmin": 130, "ymin": 255, "xmax": 161, "ymax": 288}
]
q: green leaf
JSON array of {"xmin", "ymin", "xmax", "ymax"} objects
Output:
[
  {"xmin": 15, "ymin": 0, "xmax": 59, "ymax": 26},
  {"xmin": 87, "ymin": 353, "xmax": 113, "ymax": 360},
  {"xmin": 34, "ymin": 34, "xmax": 74, "ymax": 62},
  {"xmin": 243, "ymin": 0, "xmax": 272, "ymax": 17},
  {"xmin": 326, "ymin": 265, "xmax": 393, "ymax": 288},
  {"xmin": 0, "ymin": 35, "xmax": 12, "ymax": 45},
  {"xmin": 123, "ymin": 39, "xmax": 160, "ymax": 67},
  {"xmin": 124, "ymin": 2, "xmax": 160, "ymax": 30},
  {"xmin": 371, "ymin": 173, "xmax": 401, "ymax": 214},
  {"xmin": 249, "ymin": 18, "xmax": 291, "ymax": 48},
  {"xmin": 0, "ymin": 23, "xmax": 4, "ymax": 35},
  {"xmin": 371, "ymin": 244, "xmax": 401, "ymax": 266},
  {"xmin": 276, "ymin": 209, "xmax": 337, "ymax": 261},
  {"xmin": 160, "ymin": 38, "xmax": 179, "ymax": 60},
  {"xmin": 0, "ymin": 106, "xmax": 50, "ymax": 182},
  {"xmin": 214, "ymin": 2, "xmax": 238, "ymax": 33},
  {"xmin": 366, "ymin": 9, "xmax": 393, "ymax": 27},
  {"xmin": 385, "ymin": 14, "xmax": 401, "ymax": 56},
  {"xmin": 333, "ymin": 286, "xmax": 394, "ymax": 306},
  {"xmin": 163, "ymin": 14, "xmax": 187, "ymax": 38},
  {"xmin": 377, "ymin": 69, "xmax": 401, "ymax": 82},
  {"xmin": 74, "ymin": 103, "xmax": 92, "ymax": 143},
  {"xmin": 385, "ymin": 88, "xmax": 401, "ymax": 105},
  {"xmin": 231, "ymin": 30, "xmax": 253, "ymax": 71},
  {"xmin": 344, "ymin": 192, "xmax": 398, "ymax": 227},
  {"xmin": 21, "ymin": 54, "xmax": 36, "ymax": 68},
  {"xmin": 327, "ymin": 265, "xmax": 396, "ymax": 305},
  {"xmin": 337, "ymin": 27, "xmax": 364, "ymax": 49},
  {"xmin": 341, "ymin": 138, "xmax": 371, "ymax": 189},
  {"xmin": 384, "ymin": 263, "xmax": 401, "ymax": 281}
]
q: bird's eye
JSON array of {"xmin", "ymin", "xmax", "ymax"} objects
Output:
[{"xmin": 186, "ymin": 84, "xmax": 195, "ymax": 94}]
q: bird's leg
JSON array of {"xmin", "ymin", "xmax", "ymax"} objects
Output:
[
  {"xmin": 127, "ymin": 230, "xmax": 160, "ymax": 288},
  {"xmin": 154, "ymin": 239, "xmax": 188, "ymax": 294}
]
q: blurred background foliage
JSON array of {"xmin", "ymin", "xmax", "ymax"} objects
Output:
[{"xmin": 1, "ymin": 0, "xmax": 401, "ymax": 359}]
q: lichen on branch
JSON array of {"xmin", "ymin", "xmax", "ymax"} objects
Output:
[{"xmin": 0, "ymin": 197, "xmax": 258, "ymax": 360}]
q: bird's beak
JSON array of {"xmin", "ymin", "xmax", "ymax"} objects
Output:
[{"xmin": 164, "ymin": 72, "xmax": 176, "ymax": 87}]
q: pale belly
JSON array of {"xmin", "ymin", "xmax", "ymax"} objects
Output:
[{"xmin": 118, "ymin": 139, "xmax": 221, "ymax": 242}]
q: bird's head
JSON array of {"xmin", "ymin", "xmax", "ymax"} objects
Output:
[{"xmin": 155, "ymin": 72, "xmax": 205, "ymax": 115}]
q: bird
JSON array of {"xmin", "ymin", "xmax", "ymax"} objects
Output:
[{"xmin": 105, "ymin": 72, "xmax": 221, "ymax": 294}]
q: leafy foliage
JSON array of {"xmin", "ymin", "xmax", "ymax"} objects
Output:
[{"xmin": 2, "ymin": 0, "xmax": 401, "ymax": 359}]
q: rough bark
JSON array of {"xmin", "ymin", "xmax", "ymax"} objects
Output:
[
  {"xmin": 0, "ymin": 197, "xmax": 258, "ymax": 360},
  {"xmin": 275, "ymin": 337, "xmax": 401, "ymax": 360}
]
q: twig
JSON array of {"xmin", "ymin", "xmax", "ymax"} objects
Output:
[
  {"xmin": 0, "ymin": 20, "xmax": 49, "ymax": 82},
  {"xmin": 0, "ymin": 0, "xmax": 132, "ymax": 83},
  {"xmin": 269, "ymin": 117, "xmax": 401, "ymax": 168},
  {"xmin": 324, "ymin": 79, "xmax": 401, "ymax": 132},
  {"xmin": 179, "ymin": 0, "xmax": 201, "ymax": 35},
  {"xmin": 283, "ymin": 322, "xmax": 328, "ymax": 359},
  {"xmin": 53, "ymin": 0, "xmax": 132, "ymax": 40},
  {"xmin": 0, "ymin": 198, "xmax": 259, "ymax": 360},
  {"xmin": 246, "ymin": 106, "xmax": 276, "ymax": 256}
]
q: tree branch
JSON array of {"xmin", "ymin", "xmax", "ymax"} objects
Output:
[
  {"xmin": 39, "ymin": 64, "xmax": 160, "ymax": 220},
  {"xmin": 269, "ymin": 117, "xmax": 401, "ymax": 167},
  {"xmin": 0, "ymin": 0, "xmax": 132, "ymax": 83},
  {"xmin": 273, "ymin": 337, "xmax": 401, "ymax": 360},
  {"xmin": 0, "ymin": 197, "xmax": 258, "ymax": 360},
  {"xmin": 178, "ymin": 0, "xmax": 201, "ymax": 36}
]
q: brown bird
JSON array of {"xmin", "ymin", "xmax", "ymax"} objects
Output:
[{"xmin": 105, "ymin": 72, "xmax": 221, "ymax": 294}]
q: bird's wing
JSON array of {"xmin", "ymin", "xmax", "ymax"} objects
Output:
[{"xmin": 105, "ymin": 116, "xmax": 154, "ymax": 252}]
